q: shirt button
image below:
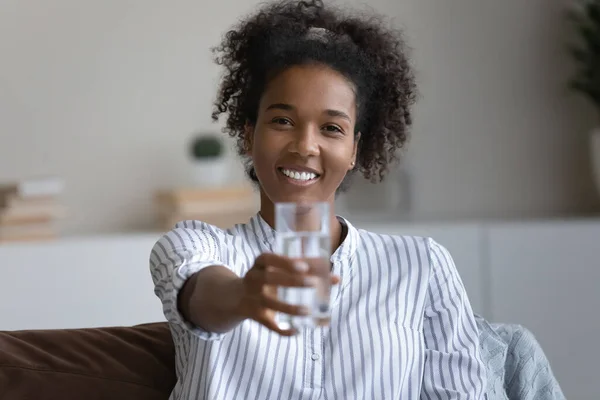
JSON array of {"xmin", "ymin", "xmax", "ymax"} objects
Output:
[{"xmin": 311, "ymin": 353, "xmax": 320, "ymax": 361}]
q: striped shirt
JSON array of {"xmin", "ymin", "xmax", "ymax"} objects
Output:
[{"xmin": 149, "ymin": 213, "xmax": 486, "ymax": 400}]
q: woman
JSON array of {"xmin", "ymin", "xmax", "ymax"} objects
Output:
[{"xmin": 150, "ymin": 0, "xmax": 486, "ymax": 398}]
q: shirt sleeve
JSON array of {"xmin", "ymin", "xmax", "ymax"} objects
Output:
[
  {"xmin": 149, "ymin": 220, "xmax": 231, "ymax": 341},
  {"xmin": 420, "ymin": 239, "xmax": 486, "ymax": 400}
]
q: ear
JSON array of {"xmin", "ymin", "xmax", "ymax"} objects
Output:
[
  {"xmin": 243, "ymin": 122, "xmax": 254, "ymax": 156},
  {"xmin": 349, "ymin": 131, "xmax": 361, "ymax": 170}
]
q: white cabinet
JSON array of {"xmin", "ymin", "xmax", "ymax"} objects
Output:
[
  {"xmin": 487, "ymin": 219, "xmax": 600, "ymax": 400},
  {"xmin": 0, "ymin": 234, "xmax": 165, "ymax": 330}
]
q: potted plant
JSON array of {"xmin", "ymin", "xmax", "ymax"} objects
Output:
[
  {"xmin": 189, "ymin": 134, "xmax": 228, "ymax": 188},
  {"xmin": 567, "ymin": 0, "xmax": 600, "ymax": 196}
]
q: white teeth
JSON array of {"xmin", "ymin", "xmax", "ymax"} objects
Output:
[{"xmin": 281, "ymin": 169, "xmax": 317, "ymax": 181}]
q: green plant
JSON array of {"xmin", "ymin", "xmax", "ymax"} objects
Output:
[
  {"xmin": 190, "ymin": 135, "xmax": 223, "ymax": 159},
  {"xmin": 567, "ymin": 1, "xmax": 600, "ymax": 108}
]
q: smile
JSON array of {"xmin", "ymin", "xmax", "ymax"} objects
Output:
[{"xmin": 278, "ymin": 168, "xmax": 320, "ymax": 185}]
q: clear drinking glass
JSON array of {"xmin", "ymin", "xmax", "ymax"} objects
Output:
[{"xmin": 275, "ymin": 202, "xmax": 331, "ymax": 330}]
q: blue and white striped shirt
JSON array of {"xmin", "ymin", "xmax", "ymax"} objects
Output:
[{"xmin": 150, "ymin": 213, "xmax": 486, "ymax": 399}]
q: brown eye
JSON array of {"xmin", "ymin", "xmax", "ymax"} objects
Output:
[
  {"xmin": 272, "ymin": 117, "xmax": 292, "ymax": 125},
  {"xmin": 323, "ymin": 125, "xmax": 343, "ymax": 134}
]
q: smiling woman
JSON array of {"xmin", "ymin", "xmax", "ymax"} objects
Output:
[{"xmin": 149, "ymin": 1, "xmax": 488, "ymax": 399}]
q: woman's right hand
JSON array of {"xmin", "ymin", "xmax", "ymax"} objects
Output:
[{"xmin": 237, "ymin": 253, "xmax": 339, "ymax": 336}]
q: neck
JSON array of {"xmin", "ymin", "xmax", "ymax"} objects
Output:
[{"xmin": 258, "ymin": 192, "xmax": 343, "ymax": 252}]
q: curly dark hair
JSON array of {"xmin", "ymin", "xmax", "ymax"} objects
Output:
[{"xmin": 211, "ymin": 0, "xmax": 417, "ymax": 187}]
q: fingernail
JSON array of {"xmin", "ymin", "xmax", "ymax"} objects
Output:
[
  {"xmin": 304, "ymin": 276, "xmax": 319, "ymax": 286},
  {"xmin": 294, "ymin": 261, "xmax": 309, "ymax": 272}
]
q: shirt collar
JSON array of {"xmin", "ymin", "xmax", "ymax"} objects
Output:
[{"xmin": 248, "ymin": 212, "xmax": 358, "ymax": 262}]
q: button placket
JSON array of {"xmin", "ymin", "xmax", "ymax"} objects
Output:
[{"xmin": 312, "ymin": 327, "xmax": 324, "ymax": 389}]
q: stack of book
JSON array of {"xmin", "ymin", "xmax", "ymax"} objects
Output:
[
  {"xmin": 154, "ymin": 185, "xmax": 259, "ymax": 231},
  {"xmin": 0, "ymin": 176, "xmax": 66, "ymax": 243}
]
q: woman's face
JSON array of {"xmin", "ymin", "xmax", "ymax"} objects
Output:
[{"xmin": 248, "ymin": 64, "xmax": 359, "ymax": 207}]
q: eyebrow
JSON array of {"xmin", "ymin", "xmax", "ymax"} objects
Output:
[
  {"xmin": 324, "ymin": 109, "xmax": 351, "ymax": 121},
  {"xmin": 265, "ymin": 103, "xmax": 351, "ymax": 121},
  {"xmin": 266, "ymin": 103, "xmax": 294, "ymax": 112}
]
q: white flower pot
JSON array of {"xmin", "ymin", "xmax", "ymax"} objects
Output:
[
  {"xmin": 190, "ymin": 158, "xmax": 229, "ymax": 188},
  {"xmin": 592, "ymin": 129, "xmax": 600, "ymax": 198}
]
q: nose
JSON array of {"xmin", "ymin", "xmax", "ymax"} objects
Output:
[{"xmin": 289, "ymin": 125, "xmax": 320, "ymax": 158}]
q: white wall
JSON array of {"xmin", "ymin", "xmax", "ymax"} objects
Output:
[
  {"xmin": 0, "ymin": 0, "xmax": 597, "ymax": 235},
  {"xmin": 398, "ymin": 0, "xmax": 598, "ymax": 221}
]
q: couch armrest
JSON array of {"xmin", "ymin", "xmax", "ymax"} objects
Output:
[{"xmin": 0, "ymin": 322, "xmax": 176, "ymax": 400}]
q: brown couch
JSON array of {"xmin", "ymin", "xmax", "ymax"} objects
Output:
[
  {"xmin": 0, "ymin": 323, "xmax": 176, "ymax": 400},
  {"xmin": 0, "ymin": 321, "xmax": 566, "ymax": 399}
]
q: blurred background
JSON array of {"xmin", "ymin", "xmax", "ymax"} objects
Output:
[
  {"xmin": 1, "ymin": 0, "xmax": 599, "ymax": 234},
  {"xmin": 1, "ymin": 0, "xmax": 599, "ymax": 398}
]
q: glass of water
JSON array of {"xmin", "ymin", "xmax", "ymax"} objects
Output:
[{"xmin": 275, "ymin": 201, "xmax": 331, "ymax": 330}]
